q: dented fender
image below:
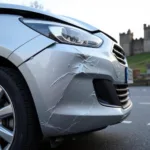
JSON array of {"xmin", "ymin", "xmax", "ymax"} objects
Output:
[{"xmin": 17, "ymin": 37, "xmax": 126, "ymax": 136}]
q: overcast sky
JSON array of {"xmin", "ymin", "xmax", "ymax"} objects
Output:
[{"xmin": 0, "ymin": 0, "xmax": 150, "ymax": 42}]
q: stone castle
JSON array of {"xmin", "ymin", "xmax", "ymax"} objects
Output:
[{"xmin": 120, "ymin": 24, "xmax": 150, "ymax": 56}]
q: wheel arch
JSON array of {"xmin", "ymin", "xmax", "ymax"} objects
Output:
[{"xmin": 0, "ymin": 56, "xmax": 43, "ymax": 137}]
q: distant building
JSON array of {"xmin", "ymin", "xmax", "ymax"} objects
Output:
[
  {"xmin": 146, "ymin": 64, "xmax": 150, "ymax": 74},
  {"xmin": 120, "ymin": 24, "xmax": 150, "ymax": 56},
  {"xmin": 133, "ymin": 69, "xmax": 140, "ymax": 79}
]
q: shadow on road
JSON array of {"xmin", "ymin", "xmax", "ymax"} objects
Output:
[{"xmin": 41, "ymin": 130, "xmax": 128, "ymax": 150}]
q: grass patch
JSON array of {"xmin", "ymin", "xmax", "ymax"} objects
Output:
[{"xmin": 127, "ymin": 52, "xmax": 150, "ymax": 73}]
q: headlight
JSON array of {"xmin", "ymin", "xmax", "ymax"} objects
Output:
[{"xmin": 21, "ymin": 19, "xmax": 103, "ymax": 48}]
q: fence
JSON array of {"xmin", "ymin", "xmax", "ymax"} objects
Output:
[{"xmin": 130, "ymin": 79, "xmax": 150, "ymax": 86}]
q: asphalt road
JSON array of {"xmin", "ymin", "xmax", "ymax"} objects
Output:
[{"xmin": 43, "ymin": 86, "xmax": 150, "ymax": 150}]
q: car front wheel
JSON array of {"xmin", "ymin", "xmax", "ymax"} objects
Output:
[{"xmin": 0, "ymin": 67, "xmax": 41, "ymax": 150}]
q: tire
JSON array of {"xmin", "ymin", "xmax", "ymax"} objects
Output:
[{"xmin": 0, "ymin": 67, "xmax": 41, "ymax": 150}]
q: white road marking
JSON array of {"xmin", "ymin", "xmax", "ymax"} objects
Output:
[
  {"xmin": 139, "ymin": 102, "xmax": 150, "ymax": 105},
  {"xmin": 147, "ymin": 123, "xmax": 150, "ymax": 126},
  {"xmin": 122, "ymin": 121, "xmax": 132, "ymax": 124}
]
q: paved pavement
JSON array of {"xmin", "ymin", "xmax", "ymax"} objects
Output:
[{"xmin": 43, "ymin": 86, "xmax": 150, "ymax": 150}]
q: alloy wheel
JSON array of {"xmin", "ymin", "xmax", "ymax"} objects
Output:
[{"xmin": 0, "ymin": 85, "xmax": 15, "ymax": 150}]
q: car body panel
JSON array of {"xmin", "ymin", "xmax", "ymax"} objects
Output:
[
  {"xmin": 18, "ymin": 32, "xmax": 132, "ymax": 136},
  {"xmin": 0, "ymin": 15, "xmax": 39, "ymax": 58},
  {"xmin": 0, "ymin": 3, "xmax": 98, "ymax": 32},
  {"xmin": 8, "ymin": 35, "xmax": 55, "ymax": 66}
]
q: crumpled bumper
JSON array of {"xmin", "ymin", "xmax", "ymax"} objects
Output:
[{"xmin": 18, "ymin": 33, "xmax": 132, "ymax": 137}]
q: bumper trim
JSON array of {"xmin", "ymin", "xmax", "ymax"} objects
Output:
[{"xmin": 93, "ymin": 79, "xmax": 131, "ymax": 109}]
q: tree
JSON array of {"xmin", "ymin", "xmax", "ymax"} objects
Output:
[{"xmin": 30, "ymin": 0, "xmax": 43, "ymax": 10}]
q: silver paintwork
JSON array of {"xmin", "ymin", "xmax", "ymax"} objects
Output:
[
  {"xmin": 0, "ymin": 86, "xmax": 15, "ymax": 150},
  {"xmin": 18, "ymin": 33, "xmax": 131, "ymax": 136},
  {"xmin": 0, "ymin": 4, "xmax": 132, "ymax": 139},
  {"xmin": 0, "ymin": 15, "xmax": 39, "ymax": 58},
  {"xmin": 9, "ymin": 35, "xmax": 55, "ymax": 66}
]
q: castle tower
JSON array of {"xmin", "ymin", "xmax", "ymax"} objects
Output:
[
  {"xmin": 144, "ymin": 24, "xmax": 150, "ymax": 52},
  {"xmin": 119, "ymin": 29, "xmax": 133, "ymax": 56}
]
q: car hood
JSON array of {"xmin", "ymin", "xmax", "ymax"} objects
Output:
[
  {"xmin": 0, "ymin": 3, "xmax": 117, "ymax": 42},
  {"xmin": 0, "ymin": 3, "xmax": 98, "ymax": 32}
]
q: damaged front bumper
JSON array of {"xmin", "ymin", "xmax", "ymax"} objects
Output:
[{"xmin": 18, "ymin": 33, "xmax": 132, "ymax": 137}]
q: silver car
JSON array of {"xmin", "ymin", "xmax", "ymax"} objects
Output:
[{"xmin": 0, "ymin": 3, "xmax": 133, "ymax": 150}]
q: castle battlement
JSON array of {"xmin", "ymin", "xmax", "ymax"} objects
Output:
[
  {"xmin": 144, "ymin": 24, "xmax": 150, "ymax": 29},
  {"xmin": 120, "ymin": 32, "xmax": 126, "ymax": 35},
  {"xmin": 133, "ymin": 38, "xmax": 144, "ymax": 41},
  {"xmin": 120, "ymin": 24, "xmax": 150, "ymax": 56},
  {"xmin": 120, "ymin": 29, "xmax": 133, "ymax": 36}
]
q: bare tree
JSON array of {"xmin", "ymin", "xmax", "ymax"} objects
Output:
[{"xmin": 30, "ymin": 0, "xmax": 43, "ymax": 10}]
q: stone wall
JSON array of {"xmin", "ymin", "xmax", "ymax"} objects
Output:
[
  {"xmin": 120, "ymin": 30, "xmax": 133, "ymax": 56},
  {"xmin": 144, "ymin": 40, "xmax": 150, "ymax": 52},
  {"xmin": 120, "ymin": 24, "xmax": 150, "ymax": 55},
  {"xmin": 121, "ymin": 43, "xmax": 131, "ymax": 56},
  {"xmin": 132, "ymin": 38, "xmax": 144, "ymax": 54},
  {"xmin": 144, "ymin": 24, "xmax": 150, "ymax": 52}
]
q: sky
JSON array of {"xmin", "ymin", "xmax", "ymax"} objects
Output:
[{"xmin": 0, "ymin": 0, "xmax": 150, "ymax": 42}]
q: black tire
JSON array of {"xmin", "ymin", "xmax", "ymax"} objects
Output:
[{"xmin": 0, "ymin": 67, "xmax": 42, "ymax": 150}]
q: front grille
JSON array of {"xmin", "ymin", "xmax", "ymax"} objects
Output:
[
  {"xmin": 93, "ymin": 79, "xmax": 121, "ymax": 107},
  {"xmin": 115, "ymin": 84, "xmax": 130, "ymax": 108},
  {"xmin": 93, "ymin": 79, "xmax": 131, "ymax": 109},
  {"xmin": 113, "ymin": 45, "xmax": 126, "ymax": 65}
]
